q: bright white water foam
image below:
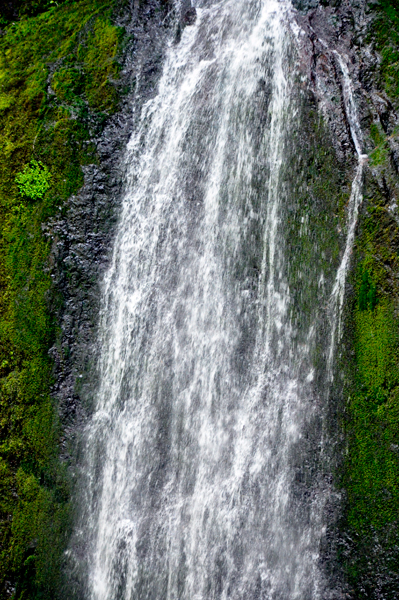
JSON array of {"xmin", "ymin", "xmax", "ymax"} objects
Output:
[{"xmin": 71, "ymin": 1, "xmax": 343, "ymax": 599}]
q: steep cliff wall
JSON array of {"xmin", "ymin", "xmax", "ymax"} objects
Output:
[
  {"xmin": 293, "ymin": 1, "xmax": 399, "ymax": 597},
  {"xmin": 340, "ymin": 2, "xmax": 399, "ymax": 595},
  {"xmin": 1, "ymin": 0, "xmax": 399, "ymax": 599},
  {"xmin": 0, "ymin": 1, "xmax": 172, "ymax": 597}
]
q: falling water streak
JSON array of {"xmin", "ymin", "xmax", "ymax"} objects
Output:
[
  {"xmin": 327, "ymin": 51, "xmax": 368, "ymax": 379},
  {"xmin": 68, "ymin": 2, "xmax": 343, "ymax": 599},
  {"xmin": 288, "ymin": 24, "xmax": 367, "ymax": 379}
]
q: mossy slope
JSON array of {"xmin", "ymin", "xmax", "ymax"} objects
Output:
[
  {"xmin": 341, "ymin": 177, "xmax": 399, "ymax": 597},
  {"xmin": 339, "ymin": 2, "xmax": 399, "ymax": 595},
  {"xmin": 0, "ymin": 1, "xmax": 123, "ymax": 597}
]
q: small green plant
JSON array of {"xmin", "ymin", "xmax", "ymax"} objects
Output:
[{"xmin": 15, "ymin": 159, "xmax": 51, "ymax": 200}]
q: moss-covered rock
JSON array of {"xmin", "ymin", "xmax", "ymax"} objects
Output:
[
  {"xmin": 337, "ymin": 2, "xmax": 399, "ymax": 589},
  {"xmin": 0, "ymin": 1, "xmax": 125, "ymax": 597}
]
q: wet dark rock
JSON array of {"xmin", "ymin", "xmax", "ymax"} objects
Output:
[
  {"xmin": 292, "ymin": 0, "xmax": 319, "ymax": 12},
  {"xmin": 182, "ymin": 7, "xmax": 197, "ymax": 26},
  {"xmin": 292, "ymin": 1, "xmax": 399, "ymax": 597},
  {"xmin": 49, "ymin": 0, "xmax": 174, "ymax": 451},
  {"xmin": 50, "ymin": 0, "xmax": 399, "ymax": 597},
  {"xmin": 175, "ymin": 0, "xmax": 196, "ymax": 44}
]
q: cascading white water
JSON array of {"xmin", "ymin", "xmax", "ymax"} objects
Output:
[
  {"xmin": 68, "ymin": 1, "xmax": 351, "ymax": 599},
  {"xmin": 327, "ymin": 51, "xmax": 368, "ymax": 377}
]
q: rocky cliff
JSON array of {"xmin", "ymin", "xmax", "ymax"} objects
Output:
[
  {"xmin": 0, "ymin": 0, "xmax": 399, "ymax": 598},
  {"xmin": 292, "ymin": 1, "xmax": 399, "ymax": 596}
]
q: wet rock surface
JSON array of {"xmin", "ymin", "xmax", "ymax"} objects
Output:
[
  {"xmin": 292, "ymin": 1, "xmax": 399, "ymax": 598},
  {"xmin": 293, "ymin": 0, "xmax": 397, "ymax": 160},
  {"xmin": 180, "ymin": 0, "xmax": 197, "ymax": 24},
  {"xmin": 48, "ymin": 0, "xmax": 174, "ymax": 451},
  {"xmin": 292, "ymin": 0, "xmax": 320, "ymax": 12},
  {"xmin": 49, "ymin": 0, "xmax": 399, "ymax": 597}
]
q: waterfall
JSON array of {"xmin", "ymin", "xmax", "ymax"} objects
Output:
[
  {"xmin": 327, "ymin": 51, "xmax": 368, "ymax": 377},
  {"xmin": 68, "ymin": 1, "xmax": 349, "ymax": 598}
]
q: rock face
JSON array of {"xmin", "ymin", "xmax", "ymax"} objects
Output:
[
  {"xmin": 292, "ymin": 0, "xmax": 320, "ymax": 11},
  {"xmin": 180, "ymin": 0, "xmax": 197, "ymax": 24},
  {"xmin": 291, "ymin": 2, "xmax": 399, "ymax": 598},
  {"xmin": 49, "ymin": 0, "xmax": 399, "ymax": 598},
  {"xmin": 0, "ymin": 2, "xmax": 179, "ymax": 596},
  {"xmin": 50, "ymin": 0, "xmax": 174, "ymax": 446}
]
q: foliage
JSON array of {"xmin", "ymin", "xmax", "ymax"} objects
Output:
[
  {"xmin": 340, "ymin": 162, "xmax": 399, "ymax": 595},
  {"xmin": 371, "ymin": 0, "xmax": 399, "ymax": 102},
  {"xmin": 358, "ymin": 268, "xmax": 377, "ymax": 312},
  {"xmin": 335, "ymin": 8, "xmax": 399, "ymax": 583},
  {"xmin": 0, "ymin": 1, "xmax": 123, "ymax": 598},
  {"xmin": 15, "ymin": 160, "xmax": 51, "ymax": 200},
  {"xmin": 349, "ymin": 301, "xmax": 399, "ymax": 529},
  {"xmin": 0, "ymin": 0, "xmax": 72, "ymax": 28}
]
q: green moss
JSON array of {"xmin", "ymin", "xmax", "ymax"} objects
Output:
[
  {"xmin": 0, "ymin": 1, "xmax": 72, "ymax": 27},
  {"xmin": 358, "ymin": 267, "xmax": 377, "ymax": 311},
  {"xmin": 370, "ymin": 0, "xmax": 399, "ymax": 102},
  {"xmin": 368, "ymin": 121, "xmax": 391, "ymax": 166},
  {"xmin": 341, "ymin": 298, "xmax": 399, "ymax": 595},
  {"xmin": 340, "ymin": 168, "xmax": 399, "ymax": 594},
  {"xmin": 369, "ymin": 144, "xmax": 390, "ymax": 166},
  {"xmin": 79, "ymin": 16, "xmax": 122, "ymax": 111},
  {"xmin": 0, "ymin": 1, "xmax": 124, "ymax": 597},
  {"xmin": 284, "ymin": 106, "xmax": 346, "ymax": 335},
  {"xmin": 52, "ymin": 67, "xmax": 85, "ymax": 103}
]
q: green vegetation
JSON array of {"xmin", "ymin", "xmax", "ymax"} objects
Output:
[
  {"xmin": 369, "ymin": 122, "xmax": 390, "ymax": 166},
  {"xmin": 336, "ymin": 7, "xmax": 399, "ymax": 594},
  {"xmin": 358, "ymin": 267, "xmax": 377, "ymax": 312},
  {"xmin": 0, "ymin": 1, "xmax": 74, "ymax": 28},
  {"xmin": 347, "ymin": 299, "xmax": 399, "ymax": 529},
  {"xmin": 371, "ymin": 0, "xmax": 399, "ymax": 101},
  {"xmin": 15, "ymin": 160, "xmax": 52, "ymax": 200},
  {"xmin": 0, "ymin": 1, "xmax": 124, "ymax": 597},
  {"xmin": 341, "ymin": 165, "xmax": 399, "ymax": 594},
  {"xmin": 284, "ymin": 104, "xmax": 347, "ymax": 336}
]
